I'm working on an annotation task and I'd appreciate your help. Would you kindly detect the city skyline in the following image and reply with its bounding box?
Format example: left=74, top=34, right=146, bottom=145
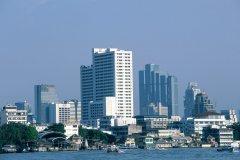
left=0, top=0, right=240, bottom=116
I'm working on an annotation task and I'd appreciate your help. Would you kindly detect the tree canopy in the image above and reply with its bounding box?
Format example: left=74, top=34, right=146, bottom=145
left=0, top=123, right=38, bottom=152
left=228, top=122, right=240, bottom=140
left=78, top=126, right=116, bottom=144
left=44, top=123, right=65, bottom=133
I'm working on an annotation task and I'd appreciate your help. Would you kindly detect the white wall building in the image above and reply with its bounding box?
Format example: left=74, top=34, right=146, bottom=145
left=81, top=48, right=135, bottom=127
left=64, top=100, right=81, bottom=123
left=49, top=103, right=71, bottom=124
left=65, top=124, right=79, bottom=139
left=158, top=129, right=183, bottom=138
left=185, top=112, right=227, bottom=138
left=0, top=104, right=27, bottom=125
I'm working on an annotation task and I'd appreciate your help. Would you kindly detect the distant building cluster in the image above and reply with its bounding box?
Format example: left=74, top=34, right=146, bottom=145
left=0, top=48, right=239, bottom=148
left=139, top=64, right=178, bottom=117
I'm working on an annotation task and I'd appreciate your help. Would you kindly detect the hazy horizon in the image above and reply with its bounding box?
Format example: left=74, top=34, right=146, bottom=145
left=0, top=0, right=240, bottom=116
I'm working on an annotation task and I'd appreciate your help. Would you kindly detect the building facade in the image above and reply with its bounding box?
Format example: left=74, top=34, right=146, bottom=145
left=193, top=92, right=214, bottom=116
left=64, top=100, right=81, bottom=124
left=134, top=115, right=181, bottom=133
left=15, top=100, right=31, bottom=113
left=80, top=48, right=134, bottom=127
left=34, top=84, right=59, bottom=123
left=49, top=103, right=71, bottom=124
left=80, top=66, right=93, bottom=122
left=0, top=105, right=27, bottom=125
left=184, top=82, right=201, bottom=118
left=139, top=64, right=178, bottom=117
left=185, top=112, right=227, bottom=138
left=202, top=125, right=233, bottom=147
left=221, top=109, right=238, bottom=124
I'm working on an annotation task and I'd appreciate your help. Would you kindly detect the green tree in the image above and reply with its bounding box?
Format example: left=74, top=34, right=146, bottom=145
left=45, top=123, right=65, bottom=133
left=0, top=123, right=38, bottom=152
left=78, top=126, right=88, bottom=139
left=78, top=126, right=116, bottom=144
left=228, top=122, right=240, bottom=140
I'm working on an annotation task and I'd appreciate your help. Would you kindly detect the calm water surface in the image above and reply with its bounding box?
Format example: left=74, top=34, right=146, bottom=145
left=0, top=148, right=239, bottom=160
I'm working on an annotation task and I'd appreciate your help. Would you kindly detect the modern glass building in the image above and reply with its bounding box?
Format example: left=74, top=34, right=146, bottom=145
left=184, top=82, right=201, bottom=118
left=34, top=84, right=59, bottom=123
left=80, top=66, right=94, bottom=122
left=167, top=75, right=179, bottom=117
left=139, top=64, right=178, bottom=117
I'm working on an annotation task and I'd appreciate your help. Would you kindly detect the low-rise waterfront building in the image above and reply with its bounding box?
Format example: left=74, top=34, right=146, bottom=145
left=134, top=115, right=181, bottom=133
left=65, top=124, right=79, bottom=139
left=202, top=125, right=233, bottom=147
left=111, top=124, right=142, bottom=137
left=185, top=112, right=227, bottom=138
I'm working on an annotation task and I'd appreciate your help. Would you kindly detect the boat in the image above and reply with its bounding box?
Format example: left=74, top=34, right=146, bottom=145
left=106, top=145, right=120, bottom=153
left=229, top=147, right=239, bottom=153
left=119, top=144, right=138, bottom=149
left=217, top=142, right=240, bottom=152
left=229, top=142, right=239, bottom=153
left=217, top=147, right=230, bottom=152
left=1, top=145, right=17, bottom=153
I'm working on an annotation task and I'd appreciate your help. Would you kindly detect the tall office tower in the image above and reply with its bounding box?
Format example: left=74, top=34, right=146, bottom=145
left=80, top=66, right=94, bottom=123
left=160, top=74, right=168, bottom=107
left=64, top=100, right=81, bottom=123
left=92, top=48, right=133, bottom=118
left=139, top=64, right=178, bottom=117
left=193, top=92, right=215, bottom=116
left=34, top=84, right=59, bottom=123
left=80, top=48, right=134, bottom=127
left=184, top=82, right=201, bottom=118
left=139, top=64, right=160, bottom=115
left=167, top=75, right=179, bottom=117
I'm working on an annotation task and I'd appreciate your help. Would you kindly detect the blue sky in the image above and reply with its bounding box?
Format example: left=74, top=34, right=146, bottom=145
left=0, top=0, right=240, bottom=115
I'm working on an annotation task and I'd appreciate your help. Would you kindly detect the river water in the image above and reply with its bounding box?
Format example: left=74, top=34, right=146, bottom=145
left=0, top=148, right=239, bottom=160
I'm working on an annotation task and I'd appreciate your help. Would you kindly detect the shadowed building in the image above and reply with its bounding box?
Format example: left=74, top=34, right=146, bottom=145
left=184, top=82, right=201, bottom=118
left=193, top=92, right=215, bottom=116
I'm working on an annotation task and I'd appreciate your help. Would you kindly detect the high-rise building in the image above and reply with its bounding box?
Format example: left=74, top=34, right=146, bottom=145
left=80, top=48, right=134, bottom=127
left=193, top=92, right=214, bottom=116
left=80, top=66, right=93, bottom=122
left=34, top=84, right=59, bottom=123
left=184, top=82, right=201, bottom=118
left=139, top=64, right=178, bottom=117
left=167, top=75, right=179, bottom=117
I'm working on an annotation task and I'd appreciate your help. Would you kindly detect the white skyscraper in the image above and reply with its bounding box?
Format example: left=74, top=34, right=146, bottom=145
left=81, top=48, right=134, bottom=127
